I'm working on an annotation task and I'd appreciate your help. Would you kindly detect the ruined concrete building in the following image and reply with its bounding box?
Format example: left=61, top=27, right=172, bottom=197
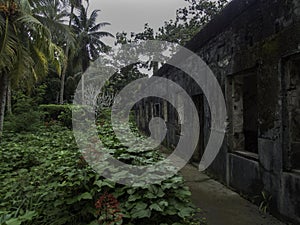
left=135, top=0, right=300, bottom=223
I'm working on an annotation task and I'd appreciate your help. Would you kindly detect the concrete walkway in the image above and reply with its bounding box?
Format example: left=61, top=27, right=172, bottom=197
left=180, top=164, right=286, bottom=225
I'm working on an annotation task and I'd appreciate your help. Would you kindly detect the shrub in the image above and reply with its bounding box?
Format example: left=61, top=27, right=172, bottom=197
left=39, top=104, right=72, bottom=128
left=4, top=93, right=43, bottom=133
left=4, top=111, right=43, bottom=133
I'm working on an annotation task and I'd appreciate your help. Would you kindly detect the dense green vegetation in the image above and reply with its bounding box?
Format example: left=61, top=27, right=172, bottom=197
left=0, top=109, right=203, bottom=225
left=0, top=0, right=113, bottom=137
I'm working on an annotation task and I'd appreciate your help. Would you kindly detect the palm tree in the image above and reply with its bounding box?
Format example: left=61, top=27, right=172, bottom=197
left=59, top=0, right=84, bottom=104
left=0, top=0, right=64, bottom=139
left=72, top=4, right=113, bottom=72
left=30, top=0, right=75, bottom=46
left=71, top=4, right=113, bottom=103
left=4, top=0, right=74, bottom=111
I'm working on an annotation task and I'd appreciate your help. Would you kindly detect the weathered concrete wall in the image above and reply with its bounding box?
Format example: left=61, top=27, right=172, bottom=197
left=135, top=0, right=300, bottom=223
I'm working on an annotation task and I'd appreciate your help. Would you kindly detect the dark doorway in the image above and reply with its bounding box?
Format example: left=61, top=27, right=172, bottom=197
left=243, top=74, right=258, bottom=153
left=229, top=72, right=258, bottom=155
left=191, top=94, right=205, bottom=163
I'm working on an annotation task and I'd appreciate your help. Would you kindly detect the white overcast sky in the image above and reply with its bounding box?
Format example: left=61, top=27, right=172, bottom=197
left=88, top=0, right=189, bottom=46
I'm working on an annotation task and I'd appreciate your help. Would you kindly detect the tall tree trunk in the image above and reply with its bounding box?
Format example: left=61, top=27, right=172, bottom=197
left=6, top=78, right=12, bottom=115
left=0, top=74, right=9, bottom=140
left=152, top=61, right=159, bottom=74
left=59, top=5, right=74, bottom=104
left=59, top=44, right=69, bottom=104
left=81, top=73, right=85, bottom=103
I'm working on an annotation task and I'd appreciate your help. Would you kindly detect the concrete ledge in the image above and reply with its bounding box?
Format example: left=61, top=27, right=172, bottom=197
left=229, top=153, right=261, bottom=195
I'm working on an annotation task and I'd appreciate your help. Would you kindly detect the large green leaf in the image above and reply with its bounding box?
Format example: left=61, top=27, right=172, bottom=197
left=5, top=218, right=22, bottom=225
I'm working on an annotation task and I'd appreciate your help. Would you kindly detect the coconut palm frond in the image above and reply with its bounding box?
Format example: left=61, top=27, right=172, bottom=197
left=0, top=16, right=18, bottom=73
left=89, top=22, right=111, bottom=32
left=72, top=4, right=113, bottom=71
